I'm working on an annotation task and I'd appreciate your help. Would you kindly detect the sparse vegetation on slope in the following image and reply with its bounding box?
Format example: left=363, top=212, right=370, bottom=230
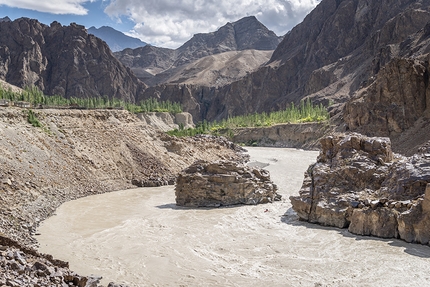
left=168, top=99, right=329, bottom=137
left=0, top=86, right=182, bottom=114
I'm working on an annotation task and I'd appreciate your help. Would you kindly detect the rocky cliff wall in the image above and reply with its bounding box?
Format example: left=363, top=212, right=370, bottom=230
left=290, top=133, right=430, bottom=244
left=139, top=0, right=430, bottom=124
left=0, top=18, right=145, bottom=102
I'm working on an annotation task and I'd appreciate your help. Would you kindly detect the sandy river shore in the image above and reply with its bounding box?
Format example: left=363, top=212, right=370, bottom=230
left=37, top=147, right=430, bottom=287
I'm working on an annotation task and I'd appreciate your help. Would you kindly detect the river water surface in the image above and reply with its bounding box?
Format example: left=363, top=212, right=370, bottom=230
left=37, top=147, right=430, bottom=286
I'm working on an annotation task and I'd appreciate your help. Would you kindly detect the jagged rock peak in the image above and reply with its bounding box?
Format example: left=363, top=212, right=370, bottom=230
left=0, top=16, right=11, bottom=22
left=0, top=17, right=145, bottom=102
left=176, top=15, right=281, bottom=65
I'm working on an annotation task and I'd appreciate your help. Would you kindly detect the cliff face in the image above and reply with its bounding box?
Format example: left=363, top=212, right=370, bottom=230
left=0, top=18, right=145, bottom=102
left=342, top=21, right=430, bottom=154
left=290, top=133, right=430, bottom=244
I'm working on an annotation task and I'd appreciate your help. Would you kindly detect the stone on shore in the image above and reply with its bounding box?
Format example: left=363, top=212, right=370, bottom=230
left=175, top=160, right=281, bottom=207
left=290, top=133, right=430, bottom=244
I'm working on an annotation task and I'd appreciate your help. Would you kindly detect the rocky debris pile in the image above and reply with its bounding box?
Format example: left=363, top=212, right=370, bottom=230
left=290, top=133, right=430, bottom=244
left=0, top=235, right=112, bottom=287
left=175, top=160, right=280, bottom=207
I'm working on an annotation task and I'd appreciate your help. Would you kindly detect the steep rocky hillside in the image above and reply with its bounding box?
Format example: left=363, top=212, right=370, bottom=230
left=0, top=18, right=145, bottom=102
left=114, top=16, right=281, bottom=86
left=0, top=107, right=244, bottom=247
left=139, top=0, right=430, bottom=153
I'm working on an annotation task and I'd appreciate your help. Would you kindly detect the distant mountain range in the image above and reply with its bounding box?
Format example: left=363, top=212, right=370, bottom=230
left=114, top=16, right=282, bottom=86
left=87, top=26, right=146, bottom=52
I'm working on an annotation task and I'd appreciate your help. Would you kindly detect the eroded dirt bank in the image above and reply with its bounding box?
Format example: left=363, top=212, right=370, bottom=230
left=0, top=107, right=246, bottom=287
left=0, top=107, right=245, bottom=245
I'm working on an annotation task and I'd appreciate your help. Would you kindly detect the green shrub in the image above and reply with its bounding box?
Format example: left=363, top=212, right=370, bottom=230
left=0, top=85, right=183, bottom=114
left=27, top=110, right=42, bottom=127
left=167, top=99, right=330, bottom=137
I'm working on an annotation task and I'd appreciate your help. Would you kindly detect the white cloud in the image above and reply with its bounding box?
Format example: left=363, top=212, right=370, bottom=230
left=0, top=0, right=90, bottom=15
left=105, top=0, right=321, bottom=48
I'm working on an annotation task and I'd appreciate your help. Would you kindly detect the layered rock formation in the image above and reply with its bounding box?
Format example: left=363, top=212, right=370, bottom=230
left=114, top=16, right=281, bottom=86
left=175, top=160, right=280, bottom=207
left=290, top=133, right=430, bottom=244
left=0, top=18, right=145, bottom=102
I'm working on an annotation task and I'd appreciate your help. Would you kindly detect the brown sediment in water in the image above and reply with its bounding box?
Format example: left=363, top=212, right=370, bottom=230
left=37, top=147, right=430, bottom=287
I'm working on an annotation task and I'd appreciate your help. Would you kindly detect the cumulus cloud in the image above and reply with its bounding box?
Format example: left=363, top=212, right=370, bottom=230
left=0, top=0, right=91, bottom=15
left=105, top=0, right=321, bottom=48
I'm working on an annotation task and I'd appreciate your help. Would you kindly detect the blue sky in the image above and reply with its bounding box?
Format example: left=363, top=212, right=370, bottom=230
left=0, top=0, right=321, bottom=48
left=1, top=1, right=135, bottom=31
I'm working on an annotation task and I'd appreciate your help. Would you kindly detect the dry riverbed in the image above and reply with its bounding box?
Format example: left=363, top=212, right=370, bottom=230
left=37, top=147, right=430, bottom=287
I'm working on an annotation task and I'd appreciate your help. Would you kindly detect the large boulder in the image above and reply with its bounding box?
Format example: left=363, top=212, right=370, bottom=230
left=290, top=133, right=430, bottom=244
left=175, top=160, right=280, bottom=207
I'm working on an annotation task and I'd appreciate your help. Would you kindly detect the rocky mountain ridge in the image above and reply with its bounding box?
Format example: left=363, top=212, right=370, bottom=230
left=2, top=1, right=430, bottom=153
left=0, top=18, right=145, bottom=102
left=114, top=16, right=281, bottom=86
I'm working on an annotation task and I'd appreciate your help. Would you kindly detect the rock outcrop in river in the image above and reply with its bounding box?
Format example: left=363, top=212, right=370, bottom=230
left=175, top=160, right=280, bottom=207
left=290, top=133, right=430, bottom=244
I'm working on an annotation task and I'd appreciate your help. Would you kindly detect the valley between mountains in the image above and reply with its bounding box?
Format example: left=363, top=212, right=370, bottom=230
left=1, top=0, right=430, bottom=286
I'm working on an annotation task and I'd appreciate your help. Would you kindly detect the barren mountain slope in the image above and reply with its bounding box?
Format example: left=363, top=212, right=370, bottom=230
left=159, top=50, right=273, bottom=87
left=141, top=0, right=430, bottom=115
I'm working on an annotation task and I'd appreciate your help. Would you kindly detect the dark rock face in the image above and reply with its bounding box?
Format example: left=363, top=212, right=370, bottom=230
left=87, top=26, right=146, bottom=52
left=175, top=160, right=280, bottom=207
left=290, top=133, right=430, bottom=244
left=342, top=23, right=430, bottom=153
left=0, top=18, right=145, bottom=102
left=114, top=16, right=281, bottom=86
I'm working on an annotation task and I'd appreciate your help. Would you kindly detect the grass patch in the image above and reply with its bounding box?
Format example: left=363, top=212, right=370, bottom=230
left=27, top=109, right=42, bottom=127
